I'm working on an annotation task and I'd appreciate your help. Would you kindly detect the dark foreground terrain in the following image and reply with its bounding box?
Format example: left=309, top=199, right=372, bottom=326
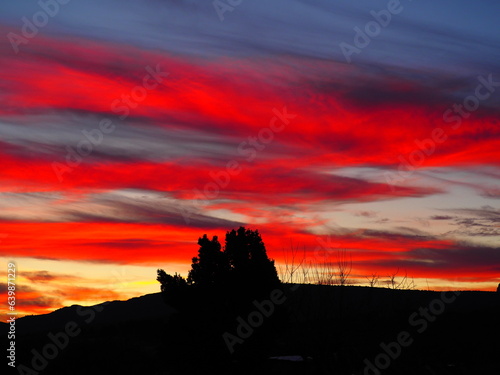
left=3, top=285, right=499, bottom=374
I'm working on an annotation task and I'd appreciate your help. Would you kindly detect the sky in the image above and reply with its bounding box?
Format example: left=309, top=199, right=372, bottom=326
left=0, top=0, right=499, bottom=321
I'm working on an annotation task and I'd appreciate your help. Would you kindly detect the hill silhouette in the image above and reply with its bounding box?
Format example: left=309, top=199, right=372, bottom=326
left=3, top=286, right=499, bottom=374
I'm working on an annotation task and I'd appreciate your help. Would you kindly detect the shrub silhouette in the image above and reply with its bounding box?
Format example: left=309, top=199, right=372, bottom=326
left=156, top=226, right=283, bottom=366
left=158, top=226, right=281, bottom=298
left=156, top=270, right=188, bottom=308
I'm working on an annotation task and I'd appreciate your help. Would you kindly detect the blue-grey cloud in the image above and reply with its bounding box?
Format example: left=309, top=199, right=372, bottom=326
left=2, top=0, right=499, bottom=73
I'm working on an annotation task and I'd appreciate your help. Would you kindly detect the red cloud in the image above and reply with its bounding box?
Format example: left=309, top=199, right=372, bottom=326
left=1, top=29, right=498, bottom=297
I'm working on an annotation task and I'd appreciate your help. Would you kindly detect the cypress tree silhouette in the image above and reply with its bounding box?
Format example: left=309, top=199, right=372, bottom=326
left=157, top=226, right=283, bottom=368
left=224, top=226, right=280, bottom=300
left=182, top=227, right=281, bottom=299
left=187, top=234, right=229, bottom=288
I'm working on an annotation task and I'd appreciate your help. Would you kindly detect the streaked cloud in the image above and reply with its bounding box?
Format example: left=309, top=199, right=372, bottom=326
left=1, top=0, right=499, bottom=318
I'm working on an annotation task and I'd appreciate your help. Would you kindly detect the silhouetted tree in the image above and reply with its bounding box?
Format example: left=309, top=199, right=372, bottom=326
left=187, top=234, right=229, bottom=288
left=366, top=272, right=380, bottom=287
left=157, top=227, right=283, bottom=366
left=157, top=266, right=230, bottom=369
left=182, top=227, right=280, bottom=300
left=156, top=270, right=188, bottom=308
left=224, top=226, right=280, bottom=298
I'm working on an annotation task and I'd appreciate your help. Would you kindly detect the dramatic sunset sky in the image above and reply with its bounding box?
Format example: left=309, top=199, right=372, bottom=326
left=1, top=0, right=499, bottom=321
